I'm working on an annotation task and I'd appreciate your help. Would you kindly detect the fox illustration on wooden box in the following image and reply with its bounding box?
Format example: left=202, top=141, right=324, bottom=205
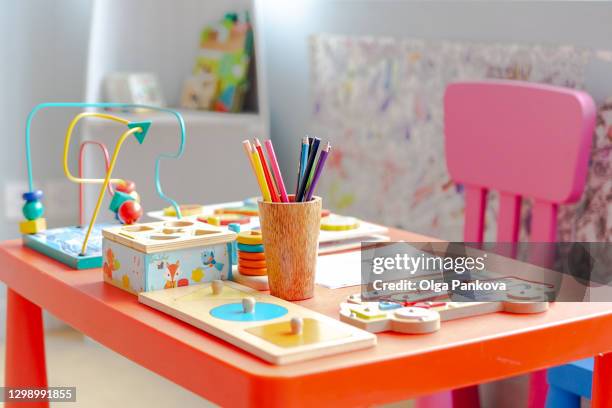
left=102, top=220, right=236, bottom=294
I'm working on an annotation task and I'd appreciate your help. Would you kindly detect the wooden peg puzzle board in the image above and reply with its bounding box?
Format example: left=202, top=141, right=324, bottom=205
left=138, top=281, right=376, bottom=365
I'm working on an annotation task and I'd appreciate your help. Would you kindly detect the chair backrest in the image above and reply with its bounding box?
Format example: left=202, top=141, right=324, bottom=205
left=444, top=80, right=596, bottom=243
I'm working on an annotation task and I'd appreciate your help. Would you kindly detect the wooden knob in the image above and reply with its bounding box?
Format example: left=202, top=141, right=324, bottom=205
left=290, top=317, right=303, bottom=335
left=211, top=280, right=223, bottom=295
left=242, top=297, right=255, bottom=314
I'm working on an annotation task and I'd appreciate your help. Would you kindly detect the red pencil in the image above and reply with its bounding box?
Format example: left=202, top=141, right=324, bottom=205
left=254, top=138, right=280, bottom=202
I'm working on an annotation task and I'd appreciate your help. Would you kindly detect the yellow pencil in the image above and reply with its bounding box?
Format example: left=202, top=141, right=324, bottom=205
left=242, top=140, right=271, bottom=201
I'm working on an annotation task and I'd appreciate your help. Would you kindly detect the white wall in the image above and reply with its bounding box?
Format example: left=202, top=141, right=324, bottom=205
left=0, top=0, right=94, bottom=338
left=257, top=0, right=612, bottom=184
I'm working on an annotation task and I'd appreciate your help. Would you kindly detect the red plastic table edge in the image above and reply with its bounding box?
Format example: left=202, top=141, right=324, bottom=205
left=2, top=230, right=612, bottom=408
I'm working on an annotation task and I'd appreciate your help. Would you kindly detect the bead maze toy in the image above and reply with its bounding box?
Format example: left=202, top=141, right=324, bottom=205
left=138, top=280, right=376, bottom=365
left=20, top=103, right=186, bottom=269
left=339, top=275, right=553, bottom=334
left=102, top=220, right=236, bottom=294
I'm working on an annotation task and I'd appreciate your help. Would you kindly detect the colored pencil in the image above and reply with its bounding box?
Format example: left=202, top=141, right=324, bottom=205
left=296, top=137, right=320, bottom=201
left=254, top=138, right=280, bottom=202
left=249, top=143, right=272, bottom=202
left=304, top=142, right=330, bottom=201
left=264, top=139, right=289, bottom=202
left=242, top=140, right=270, bottom=201
left=295, top=137, right=309, bottom=197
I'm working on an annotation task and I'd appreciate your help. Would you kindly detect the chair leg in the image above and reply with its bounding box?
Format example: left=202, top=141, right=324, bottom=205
left=452, top=385, right=480, bottom=408
left=545, top=384, right=581, bottom=408
left=414, top=391, right=453, bottom=408
left=527, top=370, right=548, bottom=408
left=5, top=288, right=48, bottom=408
left=592, top=353, right=612, bottom=408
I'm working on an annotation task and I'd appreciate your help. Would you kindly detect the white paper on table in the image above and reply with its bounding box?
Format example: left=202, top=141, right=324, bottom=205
left=315, top=251, right=364, bottom=289
left=315, top=242, right=441, bottom=289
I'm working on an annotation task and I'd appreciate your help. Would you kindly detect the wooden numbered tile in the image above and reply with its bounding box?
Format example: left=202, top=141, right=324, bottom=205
left=139, top=281, right=376, bottom=364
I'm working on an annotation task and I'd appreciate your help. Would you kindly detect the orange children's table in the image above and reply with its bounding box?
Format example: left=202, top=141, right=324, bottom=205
left=2, top=229, right=612, bottom=408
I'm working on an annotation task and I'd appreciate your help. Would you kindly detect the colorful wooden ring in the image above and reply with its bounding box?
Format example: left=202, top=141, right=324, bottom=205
left=239, top=258, right=267, bottom=269
left=238, top=251, right=266, bottom=261
left=238, top=265, right=267, bottom=276
left=321, top=215, right=360, bottom=231
left=237, top=230, right=263, bottom=245
left=237, top=242, right=264, bottom=253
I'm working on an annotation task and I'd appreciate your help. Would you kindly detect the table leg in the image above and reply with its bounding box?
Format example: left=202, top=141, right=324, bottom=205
left=527, top=370, right=548, bottom=408
left=592, top=353, right=612, bottom=408
left=5, top=289, right=48, bottom=408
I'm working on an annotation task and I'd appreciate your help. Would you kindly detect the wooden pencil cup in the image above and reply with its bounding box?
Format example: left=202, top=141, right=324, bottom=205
left=258, top=195, right=321, bottom=301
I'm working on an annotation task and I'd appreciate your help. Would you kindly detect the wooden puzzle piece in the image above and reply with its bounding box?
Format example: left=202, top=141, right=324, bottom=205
left=246, top=318, right=352, bottom=348
left=139, top=281, right=376, bottom=364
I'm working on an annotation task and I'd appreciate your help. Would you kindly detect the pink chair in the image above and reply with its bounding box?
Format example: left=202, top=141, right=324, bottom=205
left=417, top=80, right=596, bottom=408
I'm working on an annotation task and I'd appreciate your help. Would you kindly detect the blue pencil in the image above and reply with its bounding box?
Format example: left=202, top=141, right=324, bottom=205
left=296, top=137, right=320, bottom=201
left=295, top=137, right=309, bottom=197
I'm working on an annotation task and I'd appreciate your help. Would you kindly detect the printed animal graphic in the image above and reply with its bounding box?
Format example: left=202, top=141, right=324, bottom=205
left=164, top=260, right=181, bottom=289
left=103, top=248, right=119, bottom=279
left=202, top=249, right=224, bottom=272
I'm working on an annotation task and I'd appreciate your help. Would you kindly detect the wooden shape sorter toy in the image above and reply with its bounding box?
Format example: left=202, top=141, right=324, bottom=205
left=139, top=280, right=376, bottom=365
left=102, top=220, right=236, bottom=294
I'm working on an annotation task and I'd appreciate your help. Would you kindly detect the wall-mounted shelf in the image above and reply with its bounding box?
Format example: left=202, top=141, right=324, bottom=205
left=81, top=0, right=269, bottom=218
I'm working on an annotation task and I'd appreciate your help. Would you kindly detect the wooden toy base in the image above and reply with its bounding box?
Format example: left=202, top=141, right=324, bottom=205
left=139, top=281, right=376, bottom=364
left=22, top=224, right=112, bottom=269
left=232, top=267, right=269, bottom=290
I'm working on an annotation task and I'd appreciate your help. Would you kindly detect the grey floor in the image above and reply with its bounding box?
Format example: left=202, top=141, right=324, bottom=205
left=3, top=324, right=580, bottom=408
left=0, top=326, right=215, bottom=408
left=0, top=325, right=414, bottom=407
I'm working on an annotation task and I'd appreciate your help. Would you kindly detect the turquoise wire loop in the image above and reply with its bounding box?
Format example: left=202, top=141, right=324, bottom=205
left=25, top=103, right=184, bottom=219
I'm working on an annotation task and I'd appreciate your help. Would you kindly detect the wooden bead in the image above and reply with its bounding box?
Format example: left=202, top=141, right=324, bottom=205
left=22, top=190, right=43, bottom=202
left=115, top=179, right=135, bottom=194
left=118, top=200, right=143, bottom=225
left=22, top=200, right=44, bottom=220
